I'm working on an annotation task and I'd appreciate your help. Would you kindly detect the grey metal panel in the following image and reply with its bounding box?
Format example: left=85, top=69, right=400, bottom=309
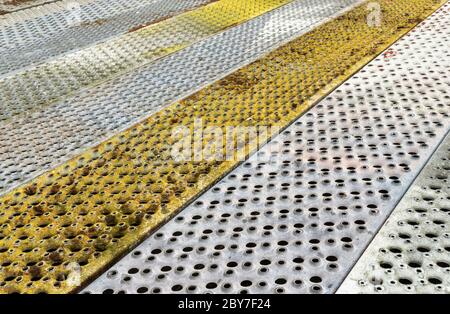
left=338, top=131, right=450, bottom=294
left=82, top=3, right=450, bottom=294
left=0, top=0, right=60, bottom=14
left=0, top=0, right=362, bottom=195
left=0, top=0, right=96, bottom=25
left=0, top=0, right=222, bottom=122
left=0, top=0, right=213, bottom=75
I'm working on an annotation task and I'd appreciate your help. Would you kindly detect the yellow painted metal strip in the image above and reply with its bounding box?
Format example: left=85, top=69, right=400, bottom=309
left=1, top=0, right=293, bottom=122
left=0, top=0, right=446, bottom=294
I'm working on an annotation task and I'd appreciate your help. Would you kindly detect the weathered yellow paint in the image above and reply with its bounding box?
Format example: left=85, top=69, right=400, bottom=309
left=1, top=0, right=293, bottom=122
left=137, top=0, right=293, bottom=38
left=0, top=0, right=445, bottom=294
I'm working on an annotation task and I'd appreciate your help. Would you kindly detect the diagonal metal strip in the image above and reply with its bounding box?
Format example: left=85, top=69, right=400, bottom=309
left=0, top=0, right=363, bottom=196
left=0, top=0, right=97, bottom=24
left=0, top=0, right=217, bottom=75
left=82, top=3, right=450, bottom=294
left=0, top=0, right=294, bottom=123
left=337, top=132, right=450, bottom=294
left=0, top=0, right=61, bottom=15
left=0, top=0, right=447, bottom=294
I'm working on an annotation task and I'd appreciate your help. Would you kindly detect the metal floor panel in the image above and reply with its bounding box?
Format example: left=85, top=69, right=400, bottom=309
left=0, top=0, right=60, bottom=14
left=0, top=0, right=361, bottom=196
left=0, top=0, right=215, bottom=75
left=0, top=0, right=293, bottom=123
left=337, top=131, right=450, bottom=294
left=0, top=1, right=99, bottom=25
left=82, top=3, right=450, bottom=294
left=0, top=0, right=445, bottom=294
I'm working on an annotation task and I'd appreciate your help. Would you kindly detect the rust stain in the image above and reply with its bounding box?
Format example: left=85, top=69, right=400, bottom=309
left=383, top=49, right=397, bottom=59
left=4, top=0, right=36, bottom=6
left=216, top=71, right=259, bottom=91
left=128, top=16, right=171, bottom=33
left=408, top=17, right=424, bottom=23
left=78, top=18, right=109, bottom=27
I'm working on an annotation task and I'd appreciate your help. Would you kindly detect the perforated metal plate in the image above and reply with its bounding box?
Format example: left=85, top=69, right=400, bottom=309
left=82, top=3, right=450, bottom=294
left=0, top=0, right=445, bottom=294
left=0, top=0, right=99, bottom=25
left=0, top=0, right=362, bottom=196
left=338, top=131, right=450, bottom=294
left=0, top=0, right=60, bottom=14
left=0, top=0, right=215, bottom=75
left=0, top=0, right=294, bottom=123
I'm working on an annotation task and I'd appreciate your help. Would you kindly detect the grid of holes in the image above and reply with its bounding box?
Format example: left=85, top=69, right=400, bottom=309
left=0, top=0, right=360, bottom=195
left=0, top=0, right=135, bottom=26
left=82, top=4, right=450, bottom=294
left=338, top=132, right=450, bottom=294
left=0, top=0, right=292, bottom=123
left=0, top=0, right=445, bottom=294
left=0, top=0, right=213, bottom=75
left=0, top=0, right=59, bottom=14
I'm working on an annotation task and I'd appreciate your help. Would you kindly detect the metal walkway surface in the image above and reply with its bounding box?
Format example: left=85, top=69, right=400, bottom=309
left=82, top=2, right=450, bottom=294
left=0, top=0, right=60, bottom=15
left=338, top=131, right=450, bottom=294
left=0, top=0, right=216, bottom=75
left=0, top=0, right=448, bottom=295
left=0, top=0, right=293, bottom=124
left=0, top=0, right=362, bottom=196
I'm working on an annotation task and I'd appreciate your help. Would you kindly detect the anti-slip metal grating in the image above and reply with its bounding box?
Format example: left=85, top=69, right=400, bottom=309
left=0, top=1, right=80, bottom=26
left=83, top=3, right=450, bottom=294
left=337, top=132, right=450, bottom=294
left=0, top=0, right=293, bottom=123
left=0, top=0, right=447, bottom=294
left=0, top=0, right=362, bottom=196
left=0, top=0, right=215, bottom=75
left=0, top=0, right=60, bottom=14
left=0, top=0, right=122, bottom=25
